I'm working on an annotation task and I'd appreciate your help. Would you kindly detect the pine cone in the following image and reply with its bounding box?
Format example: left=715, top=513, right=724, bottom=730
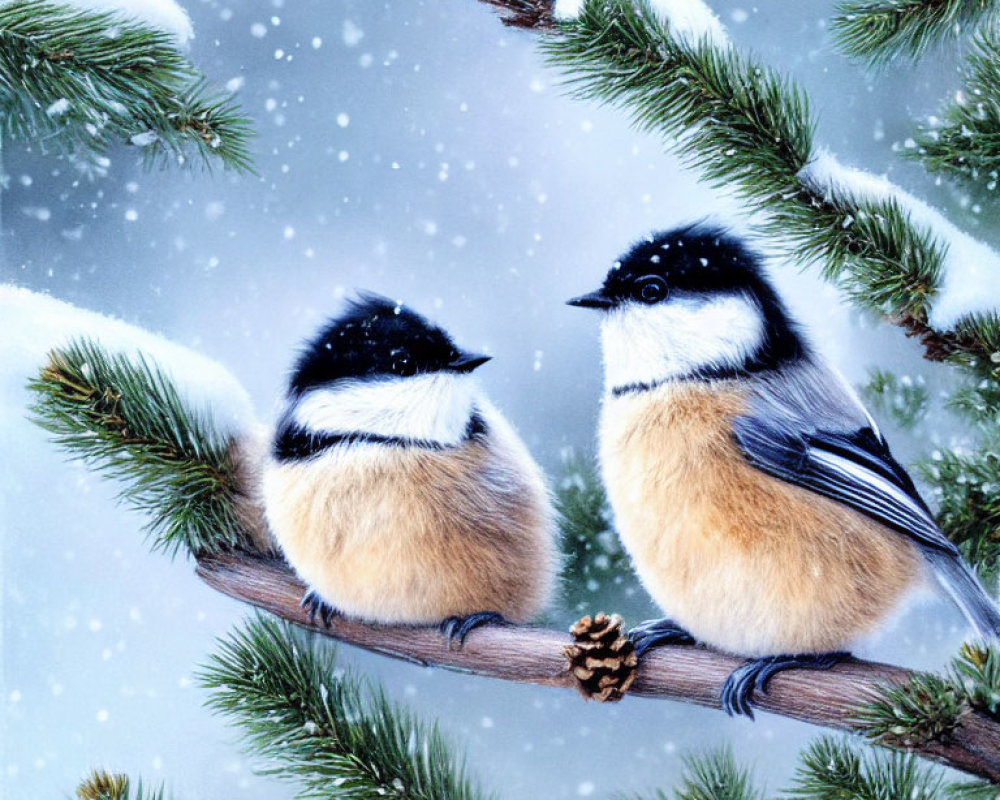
left=564, top=613, right=638, bottom=702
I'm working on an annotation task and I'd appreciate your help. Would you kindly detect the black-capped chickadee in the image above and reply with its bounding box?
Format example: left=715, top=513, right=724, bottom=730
left=263, top=294, right=559, bottom=642
left=568, top=223, right=1000, bottom=717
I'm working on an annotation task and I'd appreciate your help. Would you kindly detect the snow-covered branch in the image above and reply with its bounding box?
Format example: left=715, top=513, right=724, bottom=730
left=478, top=0, right=1000, bottom=371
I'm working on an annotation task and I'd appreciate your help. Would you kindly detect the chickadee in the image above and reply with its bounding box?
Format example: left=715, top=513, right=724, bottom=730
left=262, top=294, right=559, bottom=643
left=568, top=223, right=1000, bottom=717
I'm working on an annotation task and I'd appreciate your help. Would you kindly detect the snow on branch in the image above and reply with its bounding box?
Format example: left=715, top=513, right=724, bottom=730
left=20, top=294, right=1000, bottom=785
left=481, top=0, right=1000, bottom=368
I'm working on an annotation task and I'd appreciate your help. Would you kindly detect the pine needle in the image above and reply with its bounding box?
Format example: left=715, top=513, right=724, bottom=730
left=831, top=0, right=999, bottom=66
left=0, top=0, right=254, bottom=172
left=76, top=771, right=165, bottom=800
left=27, top=337, right=253, bottom=557
left=198, top=615, right=492, bottom=800
left=787, top=737, right=945, bottom=800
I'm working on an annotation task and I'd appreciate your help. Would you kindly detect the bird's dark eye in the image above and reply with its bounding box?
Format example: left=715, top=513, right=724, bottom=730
left=636, top=275, right=668, bottom=304
left=390, top=349, right=415, bottom=376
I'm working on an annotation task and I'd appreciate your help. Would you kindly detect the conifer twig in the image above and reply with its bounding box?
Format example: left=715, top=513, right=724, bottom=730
left=830, top=0, right=1000, bottom=66
left=194, top=549, right=1000, bottom=784
left=475, top=0, right=1000, bottom=379
left=911, top=26, right=1000, bottom=189
left=199, top=615, right=490, bottom=800
left=0, top=0, right=254, bottom=171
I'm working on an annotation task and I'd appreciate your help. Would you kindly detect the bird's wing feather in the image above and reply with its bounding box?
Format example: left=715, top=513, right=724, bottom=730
left=732, top=403, right=958, bottom=557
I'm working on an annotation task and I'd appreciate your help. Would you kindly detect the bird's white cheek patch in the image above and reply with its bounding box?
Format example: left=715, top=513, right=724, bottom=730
left=600, top=294, right=765, bottom=391
left=292, top=373, right=478, bottom=445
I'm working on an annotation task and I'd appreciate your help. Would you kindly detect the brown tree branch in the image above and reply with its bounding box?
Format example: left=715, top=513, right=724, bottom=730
left=195, top=549, right=1000, bottom=784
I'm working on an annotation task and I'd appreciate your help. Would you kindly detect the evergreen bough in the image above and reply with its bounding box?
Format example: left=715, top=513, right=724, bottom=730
left=912, top=27, right=1000, bottom=189
left=0, top=0, right=253, bottom=172
left=26, top=338, right=253, bottom=557
left=545, top=0, right=1000, bottom=378
left=198, top=614, right=490, bottom=800
left=831, top=0, right=1000, bottom=65
left=76, top=771, right=164, bottom=800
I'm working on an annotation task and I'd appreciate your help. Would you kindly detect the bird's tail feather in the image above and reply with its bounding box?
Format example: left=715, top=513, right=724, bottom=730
left=926, top=549, right=1000, bottom=640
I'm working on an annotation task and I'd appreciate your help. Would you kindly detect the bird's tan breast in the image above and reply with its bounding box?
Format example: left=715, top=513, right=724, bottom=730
left=599, top=382, right=922, bottom=656
left=263, top=434, right=557, bottom=625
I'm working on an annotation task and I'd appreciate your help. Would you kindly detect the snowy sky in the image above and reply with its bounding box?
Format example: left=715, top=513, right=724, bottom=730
left=1, top=1, right=987, bottom=798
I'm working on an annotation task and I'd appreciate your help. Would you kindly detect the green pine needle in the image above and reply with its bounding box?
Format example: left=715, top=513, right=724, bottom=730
left=919, top=449, right=1000, bottom=585
left=853, top=671, right=967, bottom=747
left=616, top=747, right=764, bottom=800
left=953, top=641, right=1000, bottom=718
left=948, top=780, right=1000, bottom=799
left=831, top=0, right=999, bottom=66
left=198, top=615, right=491, bottom=800
left=863, top=369, right=930, bottom=429
left=546, top=0, right=961, bottom=356
left=675, top=748, right=765, bottom=800
left=911, top=27, right=1000, bottom=189
left=27, top=338, right=253, bottom=557
left=787, top=737, right=945, bottom=799
left=76, top=771, right=165, bottom=800
left=0, top=0, right=254, bottom=172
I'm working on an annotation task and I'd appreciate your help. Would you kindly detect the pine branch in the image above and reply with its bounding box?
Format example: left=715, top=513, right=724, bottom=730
left=953, top=642, right=1000, bottom=718
left=76, top=771, right=165, bottom=800
left=911, top=27, right=1000, bottom=188
left=920, top=450, right=1000, bottom=585
left=195, top=549, right=1000, bottom=784
left=863, top=369, right=930, bottom=429
left=26, top=338, right=257, bottom=557
left=199, top=614, right=490, bottom=800
left=617, top=747, right=764, bottom=800
left=788, top=736, right=945, bottom=800
left=556, top=449, right=642, bottom=613
left=0, top=0, right=253, bottom=172
left=674, top=748, right=765, bottom=800
left=477, top=0, right=1000, bottom=378
left=830, top=0, right=999, bottom=66
left=853, top=671, right=968, bottom=747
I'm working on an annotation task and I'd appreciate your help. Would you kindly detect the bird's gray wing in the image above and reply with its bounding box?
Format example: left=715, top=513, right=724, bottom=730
left=732, top=361, right=1000, bottom=639
left=731, top=414, right=958, bottom=556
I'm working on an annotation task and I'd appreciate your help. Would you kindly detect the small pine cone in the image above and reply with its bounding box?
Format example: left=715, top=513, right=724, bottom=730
left=564, top=613, right=638, bottom=702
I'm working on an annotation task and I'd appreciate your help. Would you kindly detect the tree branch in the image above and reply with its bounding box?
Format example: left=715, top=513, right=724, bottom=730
left=195, top=550, right=1000, bottom=784
left=474, top=0, right=1000, bottom=378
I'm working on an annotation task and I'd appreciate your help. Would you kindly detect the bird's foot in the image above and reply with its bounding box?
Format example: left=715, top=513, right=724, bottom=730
left=439, top=611, right=508, bottom=647
left=300, top=589, right=339, bottom=628
left=720, top=651, right=850, bottom=719
left=627, top=618, right=696, bottom=657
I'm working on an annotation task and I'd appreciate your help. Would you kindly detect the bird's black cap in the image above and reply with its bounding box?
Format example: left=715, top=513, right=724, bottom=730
left=288, top=293, right=491, bottom=395
left=568, top=222, right=809, bottom=371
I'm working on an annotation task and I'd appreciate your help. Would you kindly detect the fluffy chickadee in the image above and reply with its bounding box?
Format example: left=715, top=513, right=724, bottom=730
left=568, top=223, right=1000, bottom=717
left=262, top=294, right=559, bottom=643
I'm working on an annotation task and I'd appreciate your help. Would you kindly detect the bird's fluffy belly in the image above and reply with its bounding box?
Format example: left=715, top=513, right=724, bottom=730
left=600, top=383, right=921, bottom=656
left=263, top=440, right=555, bottom=625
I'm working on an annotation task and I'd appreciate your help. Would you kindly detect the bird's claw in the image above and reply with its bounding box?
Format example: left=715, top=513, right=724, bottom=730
left=300, top=590, right=339, bottom=628
left=439, top=611, right=507, bottom=647
left=720, top=651, right=850, bottom=719
left=627, top=617, right=696, bottom=657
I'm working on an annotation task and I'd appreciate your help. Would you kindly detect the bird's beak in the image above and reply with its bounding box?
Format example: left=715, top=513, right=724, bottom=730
left=566, top=289, right=614, bottom=310
left=449, top=349, right=492, bottom=373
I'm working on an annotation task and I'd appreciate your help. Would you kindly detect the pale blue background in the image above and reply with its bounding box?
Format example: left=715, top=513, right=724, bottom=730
left=1, top=0, right=984, bottom=797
